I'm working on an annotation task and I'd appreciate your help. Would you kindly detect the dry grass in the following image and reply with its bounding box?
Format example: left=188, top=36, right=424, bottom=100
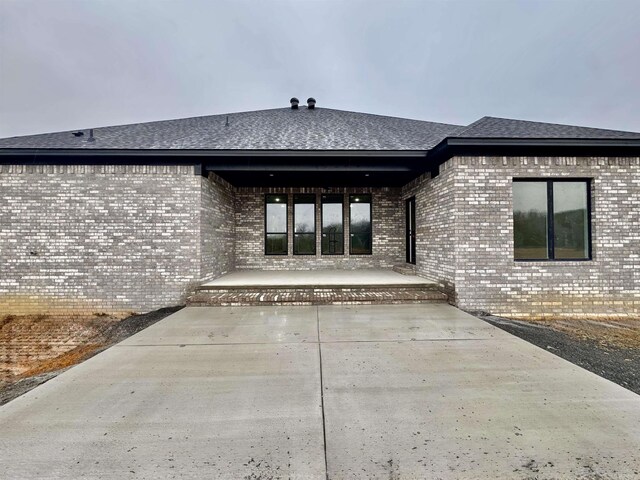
left=18, top=344, right=105, bottom=378
left=0, top=313, right=120, bottom=384
left=524, top=317, right=640, bottom=350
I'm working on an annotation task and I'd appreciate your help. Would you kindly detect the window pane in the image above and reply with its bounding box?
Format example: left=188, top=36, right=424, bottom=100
left=350, top=233, right=371, bottom=254
left=350, top=195, right=371, bottom=254
left=294, top=234, right=315, bottom=255
left=266, top=234, right=287, bottom=255
left=294, top=195, right=315, bottom=255
left=267, top=201, right=287, bottom=233
left=553, top=182, right=589, bottom=259
left=321, top=196, right=344, bottom=255
left=294, top=203, right=315, bottom=233
left=513, top=182, right=548, bottom=259
left=265, top=195, right=287, bottom=255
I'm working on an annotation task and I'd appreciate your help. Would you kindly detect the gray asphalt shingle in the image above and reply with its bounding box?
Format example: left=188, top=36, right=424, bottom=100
left=0, top=108, right=463, bottom=151
left=1, top=109, right=638, bottom=151
left=454, top=116, right=640, bottom=140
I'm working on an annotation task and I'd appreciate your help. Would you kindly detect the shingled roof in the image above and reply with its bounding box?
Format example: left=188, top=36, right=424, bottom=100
left=454, top=116, right=640, bottom=140
left=1, top=109, right=638, bottom=152
left=0, top=108, right=463, bottom=151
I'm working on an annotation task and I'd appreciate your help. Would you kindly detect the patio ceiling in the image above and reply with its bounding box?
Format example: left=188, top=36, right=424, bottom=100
left=206, top=152, right=428, bottom=187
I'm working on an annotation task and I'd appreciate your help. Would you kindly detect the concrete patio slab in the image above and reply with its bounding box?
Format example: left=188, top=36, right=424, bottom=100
left=0, top=342, right=325, bottom=480
left=202, top=268, right=432, bottom=287
left=321, top=337, right=640, bottom=479
left=120, top=305, right=319, bottom=345
left=319, top=304, right=512, bottom=342
left=2, top=304, right=640, bottom=479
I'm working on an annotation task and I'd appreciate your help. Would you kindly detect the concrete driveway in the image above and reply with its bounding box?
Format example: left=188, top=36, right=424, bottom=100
left=1, top=304, right=639, bottom=479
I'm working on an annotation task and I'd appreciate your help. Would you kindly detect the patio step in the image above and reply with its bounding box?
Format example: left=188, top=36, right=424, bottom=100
left=392, top=264, right=416, bottom=275
left=187, top=285, right=448, bottom=307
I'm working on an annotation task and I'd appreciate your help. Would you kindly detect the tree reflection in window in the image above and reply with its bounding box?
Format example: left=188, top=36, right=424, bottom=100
left=321, top=194, right=344, bottom=255
left=294, top=194, right=316, bottom=255
left=265, top=194, right=287, bottom=255
left=349, top=194, right=372, bottom=255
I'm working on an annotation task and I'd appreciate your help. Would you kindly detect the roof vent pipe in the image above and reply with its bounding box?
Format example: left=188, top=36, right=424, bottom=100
left=290, top=97, right=299, bottom=109
left=307, top=98, right=316, bottom=109
left=87, top=128, right=95, bottom=142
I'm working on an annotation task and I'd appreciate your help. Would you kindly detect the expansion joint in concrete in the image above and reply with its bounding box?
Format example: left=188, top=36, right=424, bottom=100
left=317, top=306, right=330, bottom=480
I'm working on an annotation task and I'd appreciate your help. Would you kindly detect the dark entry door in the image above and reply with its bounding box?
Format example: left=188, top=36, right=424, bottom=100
left=405, top=197, right=416, bottom=264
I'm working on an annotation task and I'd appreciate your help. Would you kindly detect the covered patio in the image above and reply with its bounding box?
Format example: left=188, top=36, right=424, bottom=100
left=201, top=268, right=430, bottom=288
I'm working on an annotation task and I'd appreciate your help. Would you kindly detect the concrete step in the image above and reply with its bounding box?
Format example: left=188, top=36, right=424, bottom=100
left=187, top=285, right=448, bottom=307
left=392, top=264, right=416, bottom=275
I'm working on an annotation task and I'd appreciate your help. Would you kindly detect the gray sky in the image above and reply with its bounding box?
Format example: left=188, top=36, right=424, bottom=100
left=1, top=0, right=639, bottom=139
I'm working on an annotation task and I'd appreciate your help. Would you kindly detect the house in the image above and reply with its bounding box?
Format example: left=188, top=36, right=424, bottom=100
left=0, top=98, right=638, bottom=318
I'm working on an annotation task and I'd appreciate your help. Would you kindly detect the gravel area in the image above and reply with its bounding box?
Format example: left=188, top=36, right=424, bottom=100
left=0, top=306, right=181, bottom=406
left=472, top=312, right=640, bottom=395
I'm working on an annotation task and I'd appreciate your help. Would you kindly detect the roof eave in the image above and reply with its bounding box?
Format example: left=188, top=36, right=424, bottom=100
left=425, top=136, right=640, bottom=177
left=447, top=137, right=640, bottom=147
left=0, top=148, right=429, bottom=158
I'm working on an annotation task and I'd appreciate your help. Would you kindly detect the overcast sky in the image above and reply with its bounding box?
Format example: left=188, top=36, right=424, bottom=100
left=1, top=0, right=639, bottom=139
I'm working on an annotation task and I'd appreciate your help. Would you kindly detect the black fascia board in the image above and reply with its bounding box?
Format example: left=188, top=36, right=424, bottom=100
left=0, top=149, right=431, bottom=177
left=0, top=149, right=428, bottom=175
left=0, top=148, right=427, bottom=159
left=447, top=137, right=640, bottom=148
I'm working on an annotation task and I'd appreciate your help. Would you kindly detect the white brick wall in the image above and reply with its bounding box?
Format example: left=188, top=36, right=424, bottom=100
left=404, top=156, right=640, bottom=318
left=2, top=157, right=637, bottom=318
left=0, top=166, right=233, bottom=314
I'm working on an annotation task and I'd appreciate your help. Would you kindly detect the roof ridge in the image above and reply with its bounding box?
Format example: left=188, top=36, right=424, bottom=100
left=317, top=107, right=464, bottom=128
left=451, top=116, right=491, bottom=137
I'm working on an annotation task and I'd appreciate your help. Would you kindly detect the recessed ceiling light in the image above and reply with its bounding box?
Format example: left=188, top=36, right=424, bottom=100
left=269, top=173, right=274, bottom=177
left=364, top=173, right=370, bottom=177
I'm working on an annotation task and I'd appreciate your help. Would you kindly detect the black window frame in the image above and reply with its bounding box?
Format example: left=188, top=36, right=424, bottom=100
left=320, top=194, right=345, bottom=255
left=349, top=193, right=373, bottom=255
left=513, top=178, right=592, bottom=262
left=293, top=194, right=317, bottom=255
left=264, top=194, right=288, bottom=255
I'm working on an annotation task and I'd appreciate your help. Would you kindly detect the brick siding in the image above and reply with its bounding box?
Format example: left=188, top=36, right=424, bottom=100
left=0, top=165, right=232, bottom=314
left=200, top=173, right=235, bottom=280
left=1, top=157, right=638, bottom=317
left=404, top=156, right=640, bottom=318
left=402, top=162, right=456, bottom=299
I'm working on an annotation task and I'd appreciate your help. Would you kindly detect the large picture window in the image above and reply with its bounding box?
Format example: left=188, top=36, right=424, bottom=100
left=294, top=194, right=316, bottom=255
left=349, top=194, right=372, bottom=255
left=513, top=179, right=591, bottom=261
left=321, top=194, right=344, bottom=255
left=265, top=194, right=288, bottom=255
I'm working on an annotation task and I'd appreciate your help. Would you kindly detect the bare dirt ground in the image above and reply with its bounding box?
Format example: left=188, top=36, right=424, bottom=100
left=0, top=306, right=181, bottom=405
left=472, top=312, right=640, bottom=395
